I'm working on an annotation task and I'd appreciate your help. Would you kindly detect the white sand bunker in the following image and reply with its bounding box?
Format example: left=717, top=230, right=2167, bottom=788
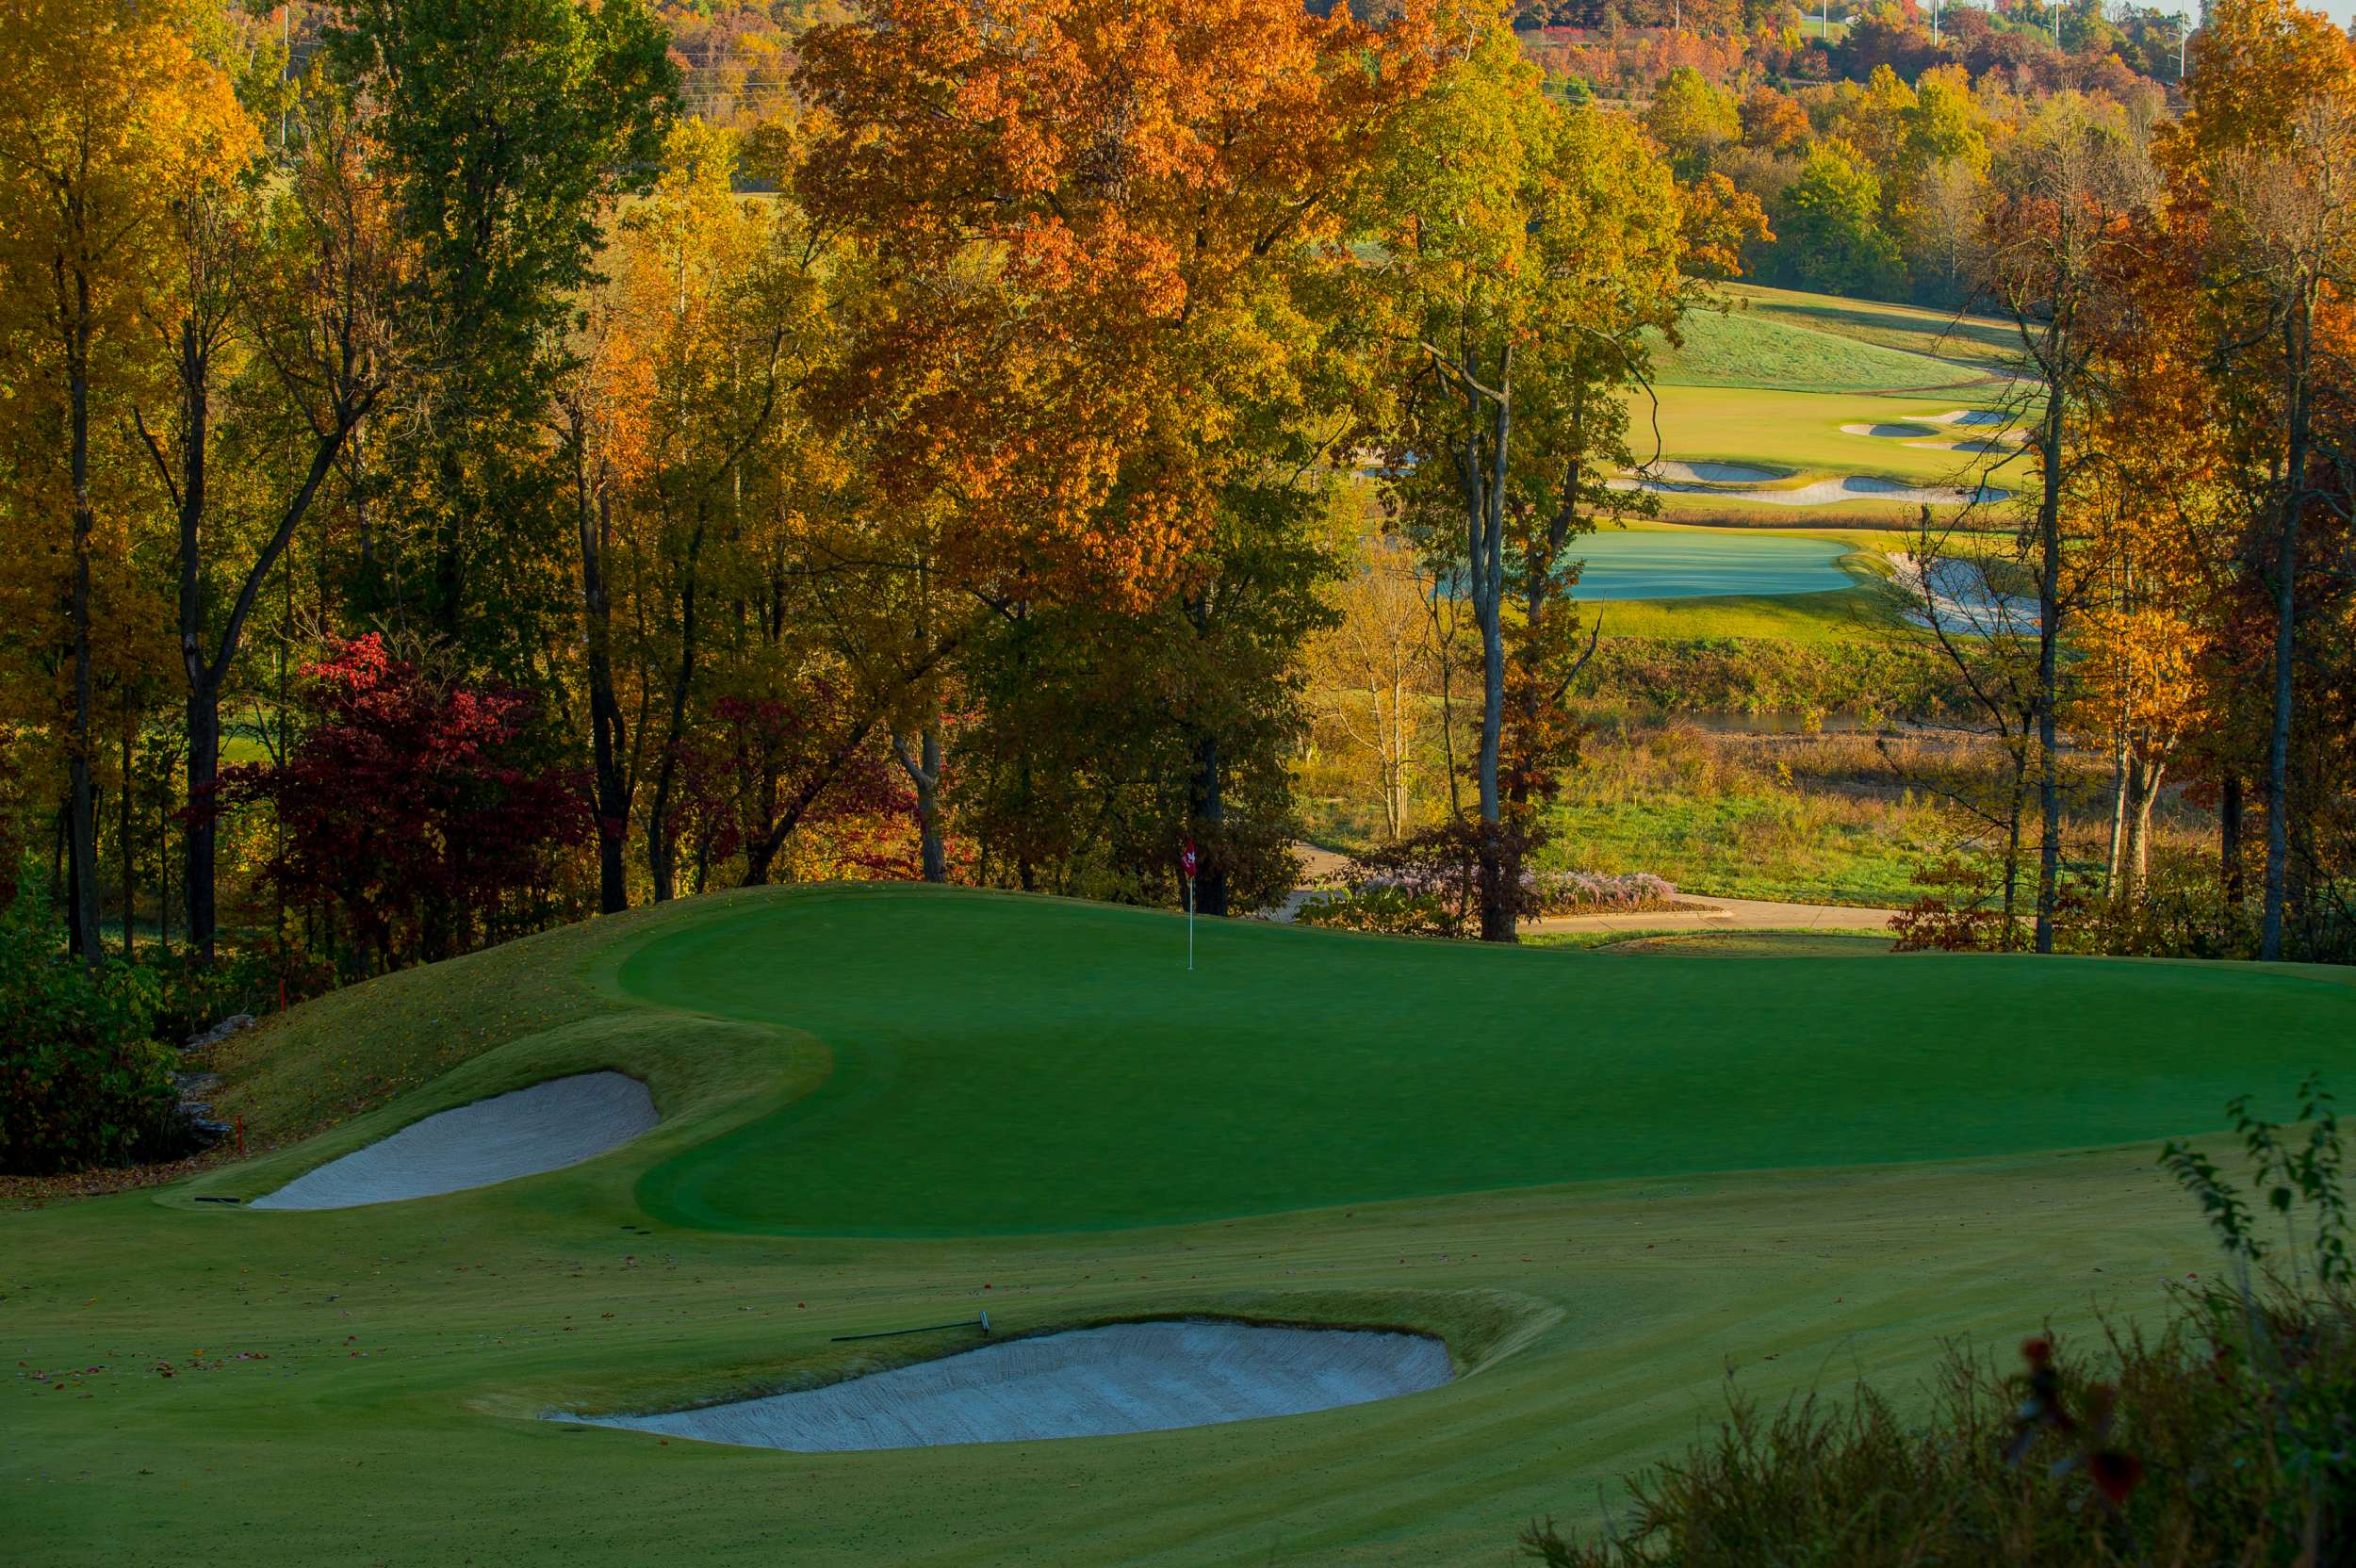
left=1646, top=459, right=1788, bottom=484
left=249, top=1072, right=658, bottom=1210
left=1840, top=422, right=1937, bottom=438
left=1890, top=550, right=2040, bottom=633
left=1906, top=409, right=2009, bottom=428
left=1613, top=473, right=2005, bottom=507
left=573, top=1320, right=1451, bottom=1452
left=1907, top=435, right=2020, bottom=453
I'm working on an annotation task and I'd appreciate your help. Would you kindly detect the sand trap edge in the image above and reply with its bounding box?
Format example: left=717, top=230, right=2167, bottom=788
left=555, top=1317, right=1453, bottom=1453
left=249, top=1070, right=660, bottom=1211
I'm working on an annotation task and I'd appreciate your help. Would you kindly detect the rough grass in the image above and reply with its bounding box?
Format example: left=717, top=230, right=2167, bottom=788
left=9, top=888, right=2356, bottom=1567
left=1537, top=722, right=2213, bottom=908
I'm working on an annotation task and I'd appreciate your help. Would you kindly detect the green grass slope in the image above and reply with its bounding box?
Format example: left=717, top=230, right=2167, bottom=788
left=8, top=886, right=2354, bottom=1568
left=1724, top=284, right=2021, bottom=369
left=1651, top=305, right=1994, bottom=394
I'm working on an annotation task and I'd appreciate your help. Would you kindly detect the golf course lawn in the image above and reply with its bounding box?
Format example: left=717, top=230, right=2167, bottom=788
left=9, top=886, right=2355, bottom=1566
left=1565, top=526, right=1855, bottom=601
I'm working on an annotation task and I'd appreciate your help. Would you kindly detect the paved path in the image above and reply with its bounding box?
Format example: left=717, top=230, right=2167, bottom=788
left=1523, top=893, right=1905, bottom=937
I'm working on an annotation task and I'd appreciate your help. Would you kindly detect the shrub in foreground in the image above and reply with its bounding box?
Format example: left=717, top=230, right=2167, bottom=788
left=1527, top=1081, right=2354, bottom=1566
left=0, top=898, right=183, bottom=1174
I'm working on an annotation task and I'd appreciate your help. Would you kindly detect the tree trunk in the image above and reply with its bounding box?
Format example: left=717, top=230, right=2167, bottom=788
left=2221, top=774, right=2244, bottom=903
left=2261, top=298, right=2311, bottom=962
left=2002, top=742, right=2028, bottom=950
left=66, top=316, right=101, bottom=971
left=579, top=465, right=630, bottom=914
left=185, top=680, right=221, bottom=960
left=2120, top=725, right=2139, bottom=885
left=2124, top=755, right=2159, bottom=895
left=1454, top=345, right=1513, bottom=946
left=120, top=725, right=136, bottom=962
left=2033, top=395, right=2065, bottom=956
left=645, top=521, right=707, bottom=904
left=1188, top=730, right=1228, bottom=919
left=892, top=721, right=948, bottom=884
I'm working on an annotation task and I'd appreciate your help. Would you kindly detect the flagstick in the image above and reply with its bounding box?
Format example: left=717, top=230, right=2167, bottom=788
left=1186, top=877, right=1195, bottom=972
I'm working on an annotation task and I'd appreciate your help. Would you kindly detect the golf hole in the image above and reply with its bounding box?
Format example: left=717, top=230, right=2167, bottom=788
left=248, top=1071, right=660, bottom=1210
left=564, top=1319, right=1452, bottom=1452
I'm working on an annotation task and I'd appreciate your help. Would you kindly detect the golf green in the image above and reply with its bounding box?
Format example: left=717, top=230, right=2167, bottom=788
left=1569, top=528, right=1853, bottom=600
left=625, top=888, right=2356, bottom=1236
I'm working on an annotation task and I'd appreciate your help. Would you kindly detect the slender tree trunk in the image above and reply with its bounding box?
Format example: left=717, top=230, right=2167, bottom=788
left=2124, top=755, right=2159, bottom=894
left=1188, top=730, right=1228, bottom=918
left=2002, top=740, right=2028, bottom=950
left=2033, top=396, right=2065, bottom=955
left=1454, top=344, right=1513, bottom=945
left=120, top=725, right=135, bottom=962
left=66, top=312, right=101, bottom=972
left=2221, top=774, right=2245, bottom=903
left=579, top=463, right=629, bottom=914
left=185, top=680, right=221, bottom=960
left=645, top=520, right=707, bottom=904
left=2261, top=300, right=2311, bottom=961
left=2120, top=725, right=2139, bottom=885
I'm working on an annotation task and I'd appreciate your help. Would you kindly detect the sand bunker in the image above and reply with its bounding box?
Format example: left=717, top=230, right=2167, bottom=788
left=1890, top=550, right=2040, bottom=634
left=572, top=1319, right=1451, bottom=1452
left=250, top=1072, right=658, bottom=1210
left=1645, top=459, right=1788, bottom=484
left=1907, top=436, right=2019, bottom=453
left=1839, top=422, right=1937, bottom=438
left=1612, top=473, right=2005, bottom=508
left=1906, top=409, right=2009, bottom=428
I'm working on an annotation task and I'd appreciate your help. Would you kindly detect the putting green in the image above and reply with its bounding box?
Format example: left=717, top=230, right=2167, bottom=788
left=624, top=888, right=2355, bottom=1236
left=1567, top=528, right=1853, bottom=600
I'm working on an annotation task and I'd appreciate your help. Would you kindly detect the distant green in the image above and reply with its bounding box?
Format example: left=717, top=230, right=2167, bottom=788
left=1572, top=528, right=1853, bottom=600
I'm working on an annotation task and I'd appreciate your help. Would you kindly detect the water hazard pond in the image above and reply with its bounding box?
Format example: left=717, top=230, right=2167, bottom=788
left=1570, top=529, right=1854, bottom=601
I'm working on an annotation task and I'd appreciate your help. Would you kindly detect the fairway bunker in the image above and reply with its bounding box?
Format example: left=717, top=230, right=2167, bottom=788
left=1646, top=459, right=1789, bottom=484
left=248, top=1071, right=659, bottom=1210
left=1611, top=472, right=2007, bottom=508
left=570, top=1319, right=1451, bottom=1452
left=1839, top=421, right=1938, bottom=438
left=1906, top=409, right=2008, bottom=427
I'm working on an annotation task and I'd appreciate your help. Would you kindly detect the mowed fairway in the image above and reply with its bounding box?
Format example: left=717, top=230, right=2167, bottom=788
left=8, top=886, right=2356, bottom=1568
left=628, top=889, right=2354, bottom=1235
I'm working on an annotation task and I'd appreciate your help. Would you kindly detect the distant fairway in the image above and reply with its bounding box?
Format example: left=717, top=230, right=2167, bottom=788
left=624, top=889, right=2355, bottom=1235
left=1651, top=304, right=1993, bottom=394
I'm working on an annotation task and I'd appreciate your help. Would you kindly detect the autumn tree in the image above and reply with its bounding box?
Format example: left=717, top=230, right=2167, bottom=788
left=0, top=0, right=251, bottom=968
left=1359, top=3, right=1728, bottom=940
left=796, top=0, right=1428, bottom=911
left=1981, top=90, right=2151, bottom=953
left=2167, top=0, right=2356, bottom=958
left=324, top=0, right=676, bottom=668
left=134, top=90, right=406, bottom=960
